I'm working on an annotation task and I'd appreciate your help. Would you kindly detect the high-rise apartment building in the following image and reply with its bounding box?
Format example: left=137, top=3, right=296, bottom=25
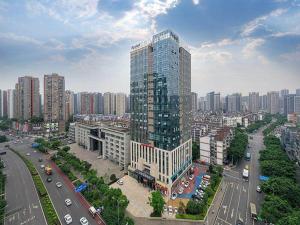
left=249, top=92, right=260, bottom=113
left=284, top=94, right=295, bottom=116
left=65, top=90, right=74, bottom=121
left=0, top=90, right=2, bottom=118
left=225, top=93, right=242, bottom=113
left=103, top=92, right=116, bottom=115
left=296, top=89, right=300, bottom=96
left=214, top=93, right=221, bottom=112
left=267, top=91, right=280, bottom=114
left=295, top=95, right=300, bottom=115
left=115, top=93, right=126, bottom=116
left=206, top=92, right=215, bottom=111
left=129, top=30, right=192, bottom=195
left=198, top=97, right=207, bottom=111
left=191, top=92, right=198, bottom=112
left=260, top=95, right=268, bottom=110
left=7, top=89, right=14, bottom=119
left=44, top=74, right=65, bottom=132
left=280, top=89, right=289, bottom=97
left=1, top=90, right=8, bottom=118
left=15, top=76, right=40, bottom=120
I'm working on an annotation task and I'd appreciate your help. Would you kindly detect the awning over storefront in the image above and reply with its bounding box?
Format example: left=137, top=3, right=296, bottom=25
left=134, top=169, right=155, bottom=182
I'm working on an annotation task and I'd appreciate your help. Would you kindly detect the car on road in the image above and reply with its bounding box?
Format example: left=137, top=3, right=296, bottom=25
left=236, top=219, right=244, bottom=225
left=26, top=153, right=30, bottom=156
left=46, top=177, right=52, bottom=182
left=56, top=182, right=62, bottom=188
left=97, top=155, right=102, bottom=159
left=80, top=217, right=89, bottom=225
left=65, top=198, right=72, bottom=206
left=64, top=214, right=72, bottom=224
left=117, top=179, right=123, bottom=185
left=256, top=185, right=262, bottom=193
left=38, top=158, right=43, bottom=162
left=171, top=192, right=177, bottom=200
left=40, top=164, right=45, bottom=169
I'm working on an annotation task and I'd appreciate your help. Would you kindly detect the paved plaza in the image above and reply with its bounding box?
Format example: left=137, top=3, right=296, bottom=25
left=68, top=143, right=124, bottom=183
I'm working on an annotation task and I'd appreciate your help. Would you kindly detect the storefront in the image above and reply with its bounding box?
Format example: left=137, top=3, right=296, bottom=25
left=133, top=169, right=155, bottom=189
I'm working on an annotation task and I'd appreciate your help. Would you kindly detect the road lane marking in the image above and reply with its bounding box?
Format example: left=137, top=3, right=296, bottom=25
left=225, top=183, right=235, bottom=221
left=222, top=205, right=227, bottom=215
left=231, top=208, right=234, bottom=218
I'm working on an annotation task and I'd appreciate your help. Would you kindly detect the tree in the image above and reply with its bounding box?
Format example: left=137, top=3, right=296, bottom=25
left=178, top=201, right=185, bottom=214
left=260, top=160, right=295, bottom=179
left=62, top=146, right=70, bottom=152
left=149, top=191, right=165, bottom=217
left=227, top=128, right=248, bottom=163
left=186, top=200, right=204, bottom=215
left=60, top=163, right=71, bottom=174
left=260, top=195, right=292, bottom=224
left=0, top=135, right=8, bottom=143
left=192, top=142, right=200, bottom=161
left=277, top=210, right=300, bottom=225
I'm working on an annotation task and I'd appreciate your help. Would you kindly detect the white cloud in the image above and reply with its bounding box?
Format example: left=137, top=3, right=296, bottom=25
left=190, top=46, right=233, bottom=64
left=242, top=38, right=265, bottom=58
left=241, top=8, right=288, bottom=37
left=0, top=32, right=42, bottom=45
left=280, top=51, right=300, bottom=62
left=192, top=0, right=200, bottom=5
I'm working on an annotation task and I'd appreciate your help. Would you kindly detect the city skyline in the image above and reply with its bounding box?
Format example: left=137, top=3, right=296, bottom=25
left=0, top=0, right=299, bottom=95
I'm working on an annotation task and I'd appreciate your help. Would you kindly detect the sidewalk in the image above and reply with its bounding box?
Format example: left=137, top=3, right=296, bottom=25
left=204, top=179, right=226, bottom=225
left=49, top=160, right=106, bottom=225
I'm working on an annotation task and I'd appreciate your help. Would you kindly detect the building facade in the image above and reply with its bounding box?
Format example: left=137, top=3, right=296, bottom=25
left=44, top=74, right=65, bottom=132
left=225, top=93, right=242, bottom=113
left=249, top=92, right=259, bottom=113
left=15, top=76, right=41, bottom=120
left=129, top=30, right=192, bottom=195
left=191, top=92, right=198, bottom=113
left=267, top=91, right=280, bottom=114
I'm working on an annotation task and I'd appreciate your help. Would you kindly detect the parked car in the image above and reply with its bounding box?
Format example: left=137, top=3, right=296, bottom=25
left=64, top=214, right=72, bottom=224
left=38, top=158, right=43, bottom=162
left=256, top=185, right=262, bottom=193
left=65, top=198, right=72, bottom=206
left=46, top=177, right=52, bottom=182
left=26, top=153, right=30, bottom=156
left=117, top=179, right=123, bottom=185
left=184, top=181, right=189, bottom=188
left=189, top=174, right=194, bottom=180
left=178, top=187, right=184, bottom=194
left=171, top=192, right=177, bottom=200
left=56, top=182, right=62, bottom=188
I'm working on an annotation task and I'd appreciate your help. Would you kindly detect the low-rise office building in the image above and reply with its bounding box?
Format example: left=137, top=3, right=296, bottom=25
left=74, top=121, right=130, bottom=168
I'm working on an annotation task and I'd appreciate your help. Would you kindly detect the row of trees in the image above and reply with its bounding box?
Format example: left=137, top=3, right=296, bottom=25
left=0, top=161, right=6, bottom=225
left=227, top=128, right=248, bottom=164
left=35, top=138, right=62, bottom=152
left=53, top=146, right=134, bottom=225
left=246, top=114, right=272, bottom=133
left=262, top=114, right=286, bottom=136
left=259, top=125, right=300, bottom=224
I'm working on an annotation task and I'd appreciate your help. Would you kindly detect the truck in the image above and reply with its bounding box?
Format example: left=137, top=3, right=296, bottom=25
left=45, top=165, right=52, bottom=175
left=250, top=202, right=257, bottom=220
left=242, top=169, right=249, bottom=180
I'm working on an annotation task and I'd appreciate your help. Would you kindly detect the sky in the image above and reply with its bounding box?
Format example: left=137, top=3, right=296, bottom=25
left=0, top=0, right=299, bottom=96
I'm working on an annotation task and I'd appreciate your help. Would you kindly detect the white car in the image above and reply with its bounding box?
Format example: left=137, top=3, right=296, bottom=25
left=26, top=153, right=30, bottom=156
left=80, top=217, right=89, bottom=225
left=184, top=181, right=189, bottom=188
left=117, top=179, right=123, bottom=185
left=40, top=164, right=45, bottom=169
left=56, top=182, right=62, bottom=188
left=171, top=192, right=177, bottom=200
left=189, top=174, right=194, bottom=180
left=168, top=206, right=173, bottom=214
left=178, top=187, right=184, bottom=194
left=65, top=199, right=72, bottom=206
left=64, top=214, right=72, bottom=224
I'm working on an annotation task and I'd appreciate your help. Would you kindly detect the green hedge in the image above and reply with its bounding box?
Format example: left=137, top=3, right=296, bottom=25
left=176, top=214, right=202, bottom=220
left=9, top=148, right=61, bottom=225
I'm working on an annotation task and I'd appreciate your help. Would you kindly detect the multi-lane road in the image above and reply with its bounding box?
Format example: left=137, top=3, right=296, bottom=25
left=1, top=143, right=47, bottom=225
left=11, top=139, right=103, bottom=225
left=213, top=129, right=265, bottom=225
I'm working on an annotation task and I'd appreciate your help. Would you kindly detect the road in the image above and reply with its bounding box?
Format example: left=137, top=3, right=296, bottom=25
left=10, top=139, right=103, bottom=225
left=0, top=144, right=47, bottom=225
left=213, top=128, right=265, bottom=225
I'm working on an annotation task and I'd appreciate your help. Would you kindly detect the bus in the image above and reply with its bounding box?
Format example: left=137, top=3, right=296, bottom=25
left=250, top=202, right=257, bottom=220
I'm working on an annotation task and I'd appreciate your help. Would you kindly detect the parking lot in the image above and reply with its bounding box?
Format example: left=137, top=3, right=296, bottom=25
left=69, top=143, right=124, bottom=183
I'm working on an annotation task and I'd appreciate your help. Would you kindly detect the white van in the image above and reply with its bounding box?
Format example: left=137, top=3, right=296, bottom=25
left=89, top=206, right=97, bottom=218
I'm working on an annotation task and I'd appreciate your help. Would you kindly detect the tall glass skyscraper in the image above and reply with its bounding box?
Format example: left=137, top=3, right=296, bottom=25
left=129, top=30, right=192, bottom=195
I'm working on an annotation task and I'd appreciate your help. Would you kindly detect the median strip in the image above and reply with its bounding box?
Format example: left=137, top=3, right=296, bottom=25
left=8, top=147, right=61, bottom=225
